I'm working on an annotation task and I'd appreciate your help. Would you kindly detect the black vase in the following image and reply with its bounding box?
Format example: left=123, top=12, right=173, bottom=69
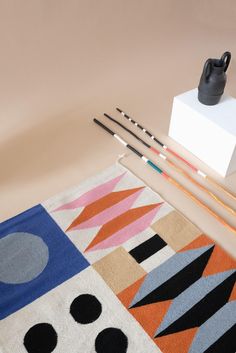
left=198, top=51, right=231, bottom=105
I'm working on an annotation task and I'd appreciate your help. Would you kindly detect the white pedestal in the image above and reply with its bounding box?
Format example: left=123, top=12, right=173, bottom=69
left=169, top=88, right=236, bottom=177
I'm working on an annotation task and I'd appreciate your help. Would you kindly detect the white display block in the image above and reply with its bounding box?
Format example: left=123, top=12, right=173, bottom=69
left=169, top=88, right=236, bottom=177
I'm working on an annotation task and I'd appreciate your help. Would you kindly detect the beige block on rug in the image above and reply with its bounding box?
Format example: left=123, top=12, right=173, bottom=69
left=93, top=246, right=146, bottom=294
left=151, top=210, right=201, bottom=251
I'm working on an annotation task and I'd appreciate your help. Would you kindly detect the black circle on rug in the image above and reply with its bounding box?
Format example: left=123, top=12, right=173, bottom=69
left=95, top=327, right=128, bottom=353
left=24, top=323, right=57, bottom=353
left=70, top=294, right=102, bottom=324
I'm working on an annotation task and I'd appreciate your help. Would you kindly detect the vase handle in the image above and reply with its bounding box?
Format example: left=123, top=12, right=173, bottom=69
left=221, top=51, right=231, bottom=72
left=202, top=59, right=212, bottom=81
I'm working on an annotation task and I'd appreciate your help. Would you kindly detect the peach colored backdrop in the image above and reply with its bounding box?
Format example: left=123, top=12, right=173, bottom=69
left=0, top=0, right=236, bottom=257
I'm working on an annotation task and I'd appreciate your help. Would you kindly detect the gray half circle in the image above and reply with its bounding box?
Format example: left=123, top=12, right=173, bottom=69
left=0, top=232, right=49, bottom=284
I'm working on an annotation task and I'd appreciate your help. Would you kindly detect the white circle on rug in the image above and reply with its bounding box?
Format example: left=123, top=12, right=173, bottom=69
left=0, top=232, right=49, bottom=284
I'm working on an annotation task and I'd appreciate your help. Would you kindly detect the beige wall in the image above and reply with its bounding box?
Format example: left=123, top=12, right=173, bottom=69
left=1, top=0, right=236, bottom=138
left=0, top=0, right=236, bottom=256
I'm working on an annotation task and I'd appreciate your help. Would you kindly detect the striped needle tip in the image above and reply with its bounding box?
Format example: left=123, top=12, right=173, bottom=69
left=116, top=107, right=236, bottom=202
left=93, top=118, right=236, bottom=235
left=103, top=113, right=236, bottom=217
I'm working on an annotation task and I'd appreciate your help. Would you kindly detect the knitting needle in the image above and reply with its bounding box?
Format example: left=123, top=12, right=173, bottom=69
left=116, top=108, right=236, bottom=202
left=104, top=113, right=236, bottom=217
left=93, top=118, right=236, bottom=235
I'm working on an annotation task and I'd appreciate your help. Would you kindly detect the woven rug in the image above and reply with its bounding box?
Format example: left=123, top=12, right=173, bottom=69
left=0, top=164, right=235, bottom=353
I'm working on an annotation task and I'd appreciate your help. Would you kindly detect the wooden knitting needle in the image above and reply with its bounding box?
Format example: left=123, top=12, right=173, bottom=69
left=104, top=113, right=236, bottom=217
left=116, top=108, right=236, bottom=202
left=94, top=118, right=236, bottom=235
